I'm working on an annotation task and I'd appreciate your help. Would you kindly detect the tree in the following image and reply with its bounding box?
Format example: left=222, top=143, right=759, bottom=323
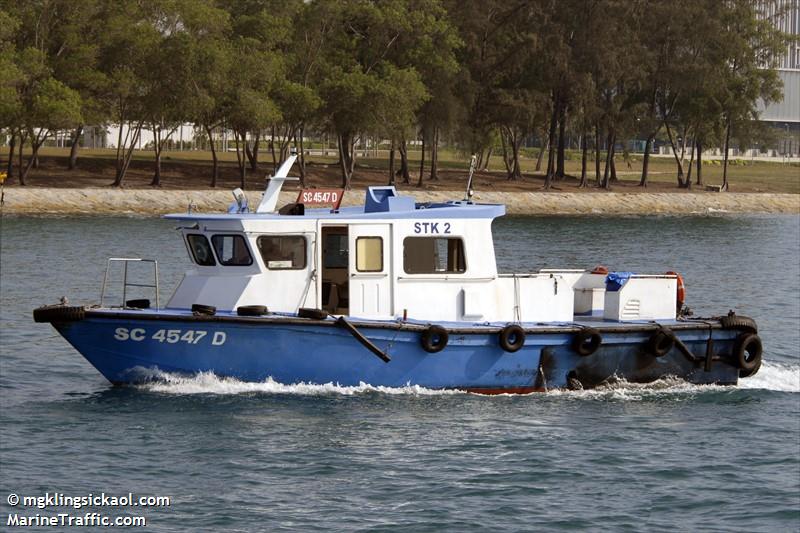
left=713, top=0, right=788, bottom=191
left=493, top=89, right=548, bottom=181
left=467, top=3, right=550, bottom=181
left=191, top=38, right=234, bottom=187
left=220, top=0, right=297, bottom=186
left=141, top=0, right=229, bottom=186
left=371, top=68, right=426, bottom=185
left=319, top=0, right=446, bottom=189
left=2, top=0, right=96, bottom=182
left=271, top=81, right=320, bottom=176
left=633, top=0, right=684, bottom=187
left=321, top=67, right=407, bottom=189
left=647, top=0, right=718, bottom=188
left=144, top=32, right=197, bottom=187
left=93, top=1, right=161, bottom=187
left=0, top=10, right=22, bottom=178
left=46, top=0, right=107, bottom=171
left=0, top=0, right=793, bottom=194
left=400, top=0, right=460, bottom=182
left=223, top=46, right=283, bottom=189
left=285, top=1, right=335, bottom=184
left=448, top=1, right=538, bottom=180
left=14, top=49, right=82, bottom=184
left=583, top=1, right=644, bottom=190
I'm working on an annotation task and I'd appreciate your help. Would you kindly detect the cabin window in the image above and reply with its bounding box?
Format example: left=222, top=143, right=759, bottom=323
left=323, top=234, right=348, bottom=269
left=211, top=234, right=253, bottom=266
left=356, top=237, right=383, bottom=272
left=187, top=234, right=216, bottom=266
left=257, top=236, right=307, bottom=270
left=403, top=237, right=466, bottom=274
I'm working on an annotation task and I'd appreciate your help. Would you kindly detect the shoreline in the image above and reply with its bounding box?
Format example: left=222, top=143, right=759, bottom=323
left=1, top=187, right=798, bottom=215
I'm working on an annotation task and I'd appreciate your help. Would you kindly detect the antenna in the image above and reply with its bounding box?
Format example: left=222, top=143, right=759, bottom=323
left=463, top=154, right=477, bottom=202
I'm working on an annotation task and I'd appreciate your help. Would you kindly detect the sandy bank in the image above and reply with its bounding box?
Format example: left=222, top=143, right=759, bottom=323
left=1, top=187, right=798, bottom=215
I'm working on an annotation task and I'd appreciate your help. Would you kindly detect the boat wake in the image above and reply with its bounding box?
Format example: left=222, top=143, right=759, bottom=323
left=737, top=361, right=799, bottom=392
left=133, top=361, right=799, bottom=398
left=137, top=370, right=465, bottom=397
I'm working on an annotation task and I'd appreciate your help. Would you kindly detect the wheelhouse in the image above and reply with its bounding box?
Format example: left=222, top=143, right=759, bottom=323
left=165, top=185, right=678, bottom=324
left=166, top=187, right=506, bottom=320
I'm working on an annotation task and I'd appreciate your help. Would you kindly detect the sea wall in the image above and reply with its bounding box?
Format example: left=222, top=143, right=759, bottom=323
left=1, top=187, right=798, bottom=215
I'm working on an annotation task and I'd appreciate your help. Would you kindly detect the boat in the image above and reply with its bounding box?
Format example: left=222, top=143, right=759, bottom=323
left=33, top=156, right=763, bottom=393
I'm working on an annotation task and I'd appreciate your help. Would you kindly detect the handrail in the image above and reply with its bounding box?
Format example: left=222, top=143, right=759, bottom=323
left=100, top=258, right=160, bottom=310
left=498, top=273, right=567, bottom=278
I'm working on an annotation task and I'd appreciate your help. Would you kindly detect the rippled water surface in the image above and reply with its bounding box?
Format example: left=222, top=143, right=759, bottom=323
left=1, top=214, right=799, bottom=532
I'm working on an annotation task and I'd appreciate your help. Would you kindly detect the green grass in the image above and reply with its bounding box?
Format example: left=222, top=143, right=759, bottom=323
left=24, top=146, right=800, bottom=193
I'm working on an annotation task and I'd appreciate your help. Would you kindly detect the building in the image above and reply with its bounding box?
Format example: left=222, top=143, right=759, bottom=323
left=757, top=0, right=800, bottom=157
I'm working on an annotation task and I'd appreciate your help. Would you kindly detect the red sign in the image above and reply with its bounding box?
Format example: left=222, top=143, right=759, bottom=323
left=296, top=188, right=345, bottom=210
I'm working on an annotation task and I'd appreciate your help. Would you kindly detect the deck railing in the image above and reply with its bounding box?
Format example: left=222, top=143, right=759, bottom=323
left=100, top=258, right=160, bottom=310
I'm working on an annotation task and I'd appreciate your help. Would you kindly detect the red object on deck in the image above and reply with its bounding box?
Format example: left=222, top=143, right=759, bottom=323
left=666, top=270, right=686, bottom=308
left=296, top=188, right=345, bottom=210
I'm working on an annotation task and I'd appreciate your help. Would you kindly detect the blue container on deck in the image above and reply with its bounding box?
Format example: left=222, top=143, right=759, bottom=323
left=605, top=272, right=635, bottom=292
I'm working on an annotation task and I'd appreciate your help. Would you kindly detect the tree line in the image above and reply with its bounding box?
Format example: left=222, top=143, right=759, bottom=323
left=0, top=0, right=794, bottom=190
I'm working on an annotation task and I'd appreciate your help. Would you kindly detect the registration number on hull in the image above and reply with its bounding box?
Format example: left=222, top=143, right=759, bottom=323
left=113, top=327, right=226, bottom=346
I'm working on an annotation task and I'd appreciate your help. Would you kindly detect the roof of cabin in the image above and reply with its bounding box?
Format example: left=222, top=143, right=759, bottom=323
left=164, top=186, right=506, bottom=221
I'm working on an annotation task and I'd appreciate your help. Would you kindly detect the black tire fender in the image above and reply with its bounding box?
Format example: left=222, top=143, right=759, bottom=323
left=298, top=308, right=328, bottom=320
left=421, top=325, right=449, bottom=354
left=191, top=304, right=216, bottom=316
left=573, top=328, right=602, bottom=356
left=647, top=327, right=675, bottom=357
left=734, top=333, right=762, bottom=375
left=720, top=314, right=758, bottom=334
left=125, top=299, right=150, bottom=309
left=33, top=305, right=85, bottom=323
left=237, top=305, right=269, bottom=316
left=499, top=324, right=525, bottom=352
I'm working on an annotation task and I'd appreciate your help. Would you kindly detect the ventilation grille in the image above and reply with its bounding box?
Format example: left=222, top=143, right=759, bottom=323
left=621, top=299, right=641, bottom=320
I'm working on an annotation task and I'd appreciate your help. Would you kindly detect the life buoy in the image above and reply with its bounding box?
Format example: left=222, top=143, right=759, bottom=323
left=572, top=328, right=602, bottom=356
left=734, top=333, right=762, bottom=377
left=421, top=325, right=449, bottom=353
left=499, top=324, right=525, bottom=352
left=666, top=271, right=685, bottom=309
left=191, top=303, right=216, bottom=316
left=647, top=327, right=675, bottom=357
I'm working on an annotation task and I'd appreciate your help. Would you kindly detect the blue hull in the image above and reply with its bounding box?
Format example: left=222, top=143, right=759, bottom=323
left=49, top=310, right=743, bottom=392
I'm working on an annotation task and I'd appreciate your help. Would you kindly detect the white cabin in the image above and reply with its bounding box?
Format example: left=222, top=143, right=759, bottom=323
left=164, top=186, right=678, bottom=323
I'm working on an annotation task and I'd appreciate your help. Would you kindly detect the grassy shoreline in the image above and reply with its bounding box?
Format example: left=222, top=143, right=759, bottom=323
left=2, top=147, right=798, bottom=195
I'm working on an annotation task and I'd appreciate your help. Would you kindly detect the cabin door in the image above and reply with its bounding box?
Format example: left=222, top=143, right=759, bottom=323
left=348, top=224, right=392, bottom=318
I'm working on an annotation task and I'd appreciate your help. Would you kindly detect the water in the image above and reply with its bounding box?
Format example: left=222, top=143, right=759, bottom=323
left=1, top=214, right=798, bottom=531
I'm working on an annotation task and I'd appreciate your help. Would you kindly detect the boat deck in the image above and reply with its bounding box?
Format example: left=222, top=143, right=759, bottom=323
left=84, top=307, right=721, bottom=334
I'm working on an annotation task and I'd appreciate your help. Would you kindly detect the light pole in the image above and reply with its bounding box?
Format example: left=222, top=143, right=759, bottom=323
left=786, top=123, right=790, bottom=162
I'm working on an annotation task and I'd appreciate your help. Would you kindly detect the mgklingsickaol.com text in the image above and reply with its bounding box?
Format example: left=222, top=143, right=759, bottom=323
left=6, top=492, right=171, bottom=528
